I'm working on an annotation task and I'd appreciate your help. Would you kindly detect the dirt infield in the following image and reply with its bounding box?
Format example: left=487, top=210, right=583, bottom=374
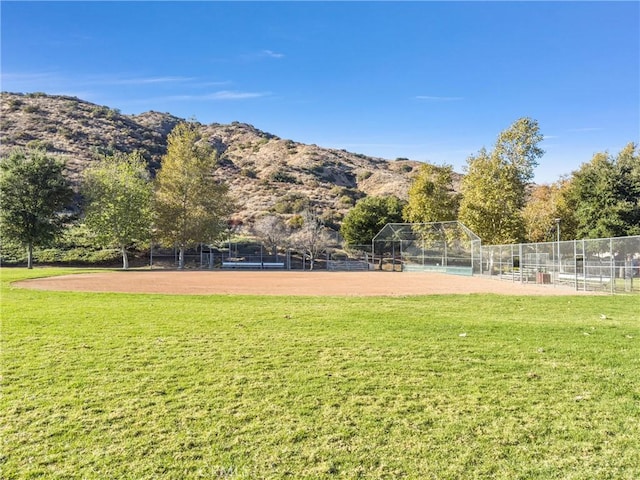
left=15, top=270, right=593, bottom=296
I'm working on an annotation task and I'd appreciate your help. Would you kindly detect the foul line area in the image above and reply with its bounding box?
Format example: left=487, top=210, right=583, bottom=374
left=15, top=271, right=595, bottom=296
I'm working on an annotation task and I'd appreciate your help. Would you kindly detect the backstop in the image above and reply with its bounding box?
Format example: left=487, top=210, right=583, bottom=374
left=372, top=222, right=482, bottom=275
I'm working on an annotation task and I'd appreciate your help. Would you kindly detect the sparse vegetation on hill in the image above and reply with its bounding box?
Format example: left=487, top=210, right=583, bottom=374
left=3, top=92, right=637, bottom=251
left=0, top=92, right=428, bottom=225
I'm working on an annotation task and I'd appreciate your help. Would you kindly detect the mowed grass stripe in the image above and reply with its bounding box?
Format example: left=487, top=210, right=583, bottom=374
left=1, top=268, right=639, bottom=479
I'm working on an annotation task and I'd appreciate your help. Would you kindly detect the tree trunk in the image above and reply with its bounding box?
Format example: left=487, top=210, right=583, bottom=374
left=121, top=245, right=129, bottom=270
left=27, top=243, right=33, bottom=269
left=178, top=246, right=185, bottom=269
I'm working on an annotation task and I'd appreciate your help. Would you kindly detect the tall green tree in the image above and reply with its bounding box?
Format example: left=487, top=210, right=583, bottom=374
left=494, top=117, right=544, bottom=186
left=403, top=163, right=459, bottom=223
left=82, top=151, right=154, bottom=269
left=459, top=118, right=544, bottom=244
left=154, top=123, right=234, bottom=268
left=0, top=148, right=73, bottom=268
left=340, top=195, right=405, bottom=247
left=458, top=149, right=525, bottom=244
left=612, top=142, right=640, bottom=234
left=567, top=143, right=640, bottom=238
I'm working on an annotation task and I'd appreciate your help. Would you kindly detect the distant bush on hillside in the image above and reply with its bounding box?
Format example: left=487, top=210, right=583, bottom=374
left=272, top=193, right=310, bottom=214
left=268, top=170, right=298, bottom=184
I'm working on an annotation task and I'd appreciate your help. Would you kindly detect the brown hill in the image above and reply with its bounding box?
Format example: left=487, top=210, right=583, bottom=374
left=1, top=91, right=456, bottom=227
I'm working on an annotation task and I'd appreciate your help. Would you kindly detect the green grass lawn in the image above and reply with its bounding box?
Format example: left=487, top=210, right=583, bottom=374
left=1, top=268, right=639, bottom=479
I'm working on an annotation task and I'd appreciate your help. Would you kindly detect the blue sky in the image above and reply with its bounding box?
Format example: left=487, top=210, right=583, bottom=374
left=1, top=1, right=638, bottom=183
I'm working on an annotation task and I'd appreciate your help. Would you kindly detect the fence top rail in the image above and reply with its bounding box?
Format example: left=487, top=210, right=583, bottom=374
left=483, top=235, right=640, bottom=251
left=373, top=222, right=481, bottom=243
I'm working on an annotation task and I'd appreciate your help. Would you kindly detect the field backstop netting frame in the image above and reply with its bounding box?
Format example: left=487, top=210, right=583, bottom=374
left=372, top=222, right=482, bottom=275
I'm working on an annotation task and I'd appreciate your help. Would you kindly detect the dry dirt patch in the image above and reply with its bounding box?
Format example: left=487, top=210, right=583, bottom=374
left=15, top=271, right=592, bottom=296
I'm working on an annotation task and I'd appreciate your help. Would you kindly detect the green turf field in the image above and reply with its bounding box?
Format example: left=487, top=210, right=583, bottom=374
left=1, top=268, right=639, bottom=479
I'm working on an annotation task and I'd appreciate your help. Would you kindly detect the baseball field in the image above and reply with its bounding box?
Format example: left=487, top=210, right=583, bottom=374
left=2, top=267, right=639, bottom=479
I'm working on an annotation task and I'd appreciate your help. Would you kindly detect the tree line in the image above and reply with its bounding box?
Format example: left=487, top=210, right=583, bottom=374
left=340, top=117, right=639, bottom=247
left=2, top=118, right=638, bottom=269
left=1, top=123, right=235, bottom=269
left=1, top=122, right=336, bottom=270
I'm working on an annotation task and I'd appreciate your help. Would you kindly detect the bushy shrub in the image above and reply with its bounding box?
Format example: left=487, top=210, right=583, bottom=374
left=272, top=193, right=310, bottom=214
left=34, top=247, right=120, bottom=265
left=339, top=195, right=355, bottom=207
left=268, top=170, right=298, bottom=184
left=0, top=239, right=27, bottom=264
left=356, top=170, right=373, bottom=181
left=57, top=127, right=74, bottom=139
left=331, top=186, right=365, bottom=202
left=26, top=140, right=55, bottom=151
left=240, top=168, right=257, bottom=178
left=0, top=222, right=132, bottom=266
left=7, top=98, right=23, bottom=111
left=321, top=211, right=342, bottom=230
left=288, top=214, right=304, bottom=229
left=23, top=104, right=40, bottom=114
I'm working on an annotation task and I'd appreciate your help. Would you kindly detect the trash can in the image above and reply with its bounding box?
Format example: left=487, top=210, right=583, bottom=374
left=536, top=272, right=551, bottom=284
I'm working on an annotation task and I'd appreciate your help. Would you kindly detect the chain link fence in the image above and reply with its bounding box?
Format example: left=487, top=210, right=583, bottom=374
left=326, top=245, right=373, bottom=271
left=148, top=243, right=292, bottom=270
left=372, top=222, right=482, bottom=275
left=479, top=235, right=640, bottom=294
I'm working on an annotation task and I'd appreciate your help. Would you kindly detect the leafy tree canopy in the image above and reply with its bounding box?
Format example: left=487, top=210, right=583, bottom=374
left=154, top=123, right=234, bottom=268
left=522, top=179, right=578, bottom=243
left=458, top=118, right=544, bottom=244
left=567, top=142, right=640, bottom=238
left=82, top=151, right=154, bottom=269
left=458, top=149, right=525, bottom=245
left=403, top=163, right=459, bottom=223
left=340, top=195, right=405, bottom=247
left=0, top=148, right=73, bottom=268
left=494, top=117, right=544, bottom=186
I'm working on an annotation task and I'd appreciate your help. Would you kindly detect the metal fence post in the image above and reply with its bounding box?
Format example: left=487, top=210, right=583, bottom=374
left=582, top=239, right=587, bottom=292
left=519, top=243, right=524, bottom=284
left=573, top=240, right=584, bottom=291
left=610, top=238, right=615, bottom=294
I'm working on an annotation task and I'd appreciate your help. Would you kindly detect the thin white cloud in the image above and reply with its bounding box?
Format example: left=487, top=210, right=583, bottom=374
left=416, top=95, right=464, bottom=101
left=77, top=74, right=196, bottom=86
left=1, top=71, right=198, bottom=89
left=340, top=143, right=431, bottom=149
left=1, top=71, right=65, bottom=92
left=1, top=71, right=59, bottom=82
left=0, top=71, right=96, bottom=99
left=262, top=49, right=285, bottom=59
left=193, top=80, right=233, bottom=88
left=203, top=90, right=270, bottom=100
left=108, top=76, right=195, bottom=85
left=239, top=50, right=286, bottom=62
left=134, top=91, right=271, bottom=103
